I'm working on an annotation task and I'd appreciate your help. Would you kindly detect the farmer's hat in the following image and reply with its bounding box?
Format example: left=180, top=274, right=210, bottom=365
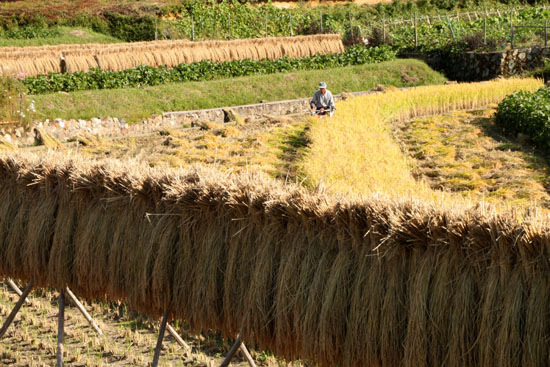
left=318, top=82, right=327, bottom=89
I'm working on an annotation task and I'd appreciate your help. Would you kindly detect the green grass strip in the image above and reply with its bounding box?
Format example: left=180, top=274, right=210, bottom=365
left=0, top=27, right=122, bottom=47
left=31, top=59, right=446, bottom=123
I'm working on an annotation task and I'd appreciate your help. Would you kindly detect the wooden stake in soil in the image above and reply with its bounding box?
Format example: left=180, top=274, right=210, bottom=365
left=65, top=287, right=103, bottom=336
left=6, top=278, right=31, bottom=305
left=0, top=280, right=34, bottom=339
left=152, top=310, right=169, bottom=367
left=57, top=290, right=65, bottom=367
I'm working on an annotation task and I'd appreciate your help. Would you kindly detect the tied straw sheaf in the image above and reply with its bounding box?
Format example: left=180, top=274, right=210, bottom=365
left=1, top=152, right=550, bottom=367
left=0, top=34, right=344, bottom=76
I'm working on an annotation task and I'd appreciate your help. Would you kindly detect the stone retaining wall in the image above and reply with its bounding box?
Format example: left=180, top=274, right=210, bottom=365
left=2, top=90, right=376, bottom=147
left=424, top=46, right=550, bottom=81
left=163, top=90, right=374, bottom=123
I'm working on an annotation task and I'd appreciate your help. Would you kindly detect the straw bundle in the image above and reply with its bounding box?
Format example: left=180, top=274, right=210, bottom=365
left=0, top=35, right=344, bottom=76
left=2, top=151, right=549, bottom=367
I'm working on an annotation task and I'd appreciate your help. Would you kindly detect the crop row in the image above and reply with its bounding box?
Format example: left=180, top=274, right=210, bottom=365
left=388, top=7, right=550, bottom=52
left=1, top=1, right=536, bottom=43
left=22, top=45, right=395, bottom=94
left=495, top=86, right=550, bottom=152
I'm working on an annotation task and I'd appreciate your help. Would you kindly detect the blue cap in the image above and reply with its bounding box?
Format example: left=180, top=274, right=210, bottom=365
left=318, top=82, right=327, bottom=89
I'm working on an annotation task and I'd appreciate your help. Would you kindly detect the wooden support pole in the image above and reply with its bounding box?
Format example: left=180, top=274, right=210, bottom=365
left=57, top=291, right=65, bottom=367
left=545, top=19, right=548, bottom=48
left=64, top=287, right=103, bottom=336
left=0, top=280, right=34, bottom=339
left=349, top=13, right=353, bottom=41
left=191, top=14, right=195, bottom=41
left=484, top=10, right=487, bottom=45
left=510, top=10, right=514, bottom=49
left=6, top=279, right=31, bottom=305
left=221, top=335, right=243, bottom=367
left=227, top=13, right=231, bottom=40
left=152, top=310, right=169, bottom=367
left=265, top=13, right=268, bottom=38
left=414, top=13, right=418, bottom=50
left=320, top=10, right=323, bottom=33
left=447, top=17, right=457, bottom=43
left=166, top=323, right=191, bottom=351
left=239, top=342, right=257, bottom=367
left=382, top=16, right=386, bottom=43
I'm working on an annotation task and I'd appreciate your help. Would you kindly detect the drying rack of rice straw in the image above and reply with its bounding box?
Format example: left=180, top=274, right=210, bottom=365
left=0, top=276, right=257, bottom=367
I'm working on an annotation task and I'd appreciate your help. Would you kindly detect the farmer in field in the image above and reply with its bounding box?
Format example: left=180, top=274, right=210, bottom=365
left=310, top=81, right=335, bottom=116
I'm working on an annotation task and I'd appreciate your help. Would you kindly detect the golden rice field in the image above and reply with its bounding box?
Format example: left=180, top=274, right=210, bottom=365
left=298, top=78, right=543, bottom=202
left=3, top=78, right=550, bottom=367
left=0, top=34, right=343, bottom=76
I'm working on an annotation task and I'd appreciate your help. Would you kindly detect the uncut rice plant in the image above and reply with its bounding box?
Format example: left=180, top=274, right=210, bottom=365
left=299, top=78, right=542, bottom=199
left=2, top=151, right=550, bottom=367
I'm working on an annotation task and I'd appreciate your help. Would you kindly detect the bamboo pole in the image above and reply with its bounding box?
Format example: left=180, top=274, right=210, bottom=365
left=545, top=20, right=548, bottom=47
left=57, top=291, right=65, bottom=367
left=349, top=13, right=354, bottom=41
left=221, top=335, right=243, bottom=367
left=227, top=13, right=231, bottom=40
left=64, top=287, right=103, bottom=336
left=152, top=310, right=169, bottom=367
left=510, top=10, right=514, bottom=49
left=447, top=17, right=457, bottom=43
left=239, top=343, right=257, bottom=367
left=6, top=279, right=31, bottom=305
left=166, top=323, right=191, bottom=351
left=484, top=10, right=487, bottom=45
left=414, top=13, right=418, bottom=50
left=0, top=280, right=34, bottom=339
left=383, top=16, right=386, bottom=44
left=191, top=15, right=195, bottom=41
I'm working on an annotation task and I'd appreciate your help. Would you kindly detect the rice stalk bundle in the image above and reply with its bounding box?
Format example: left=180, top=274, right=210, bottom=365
left=1, top=150, right=550, bottom=367
left=0, top=35, right=343, bottom=76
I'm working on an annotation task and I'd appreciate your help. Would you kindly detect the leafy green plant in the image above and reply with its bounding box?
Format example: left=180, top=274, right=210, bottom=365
left=495, top=86, right=550, bottom=152
left=2, top=26, right=61, bottom=39
left=23, top=45, right=396, bottom=94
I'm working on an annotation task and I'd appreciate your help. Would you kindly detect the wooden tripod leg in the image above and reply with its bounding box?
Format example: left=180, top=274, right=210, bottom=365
left=166, top=323, right=191, bottom=351
left=57, top=290, right=65, bottom=367
left=65, top=287, right=103, bottom=336
left=220, top=335, right=243, bottom=367
left=0, top=280, right=34, bottom=339
left=152, top=310, right=169, bottom=367
left=6, top=279, right=32, bottom=305
left=239, top=342, right=257, bottom=367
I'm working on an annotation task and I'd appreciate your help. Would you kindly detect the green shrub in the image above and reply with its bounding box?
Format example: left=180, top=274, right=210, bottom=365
left=495, top=87, right=550, bottom=152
